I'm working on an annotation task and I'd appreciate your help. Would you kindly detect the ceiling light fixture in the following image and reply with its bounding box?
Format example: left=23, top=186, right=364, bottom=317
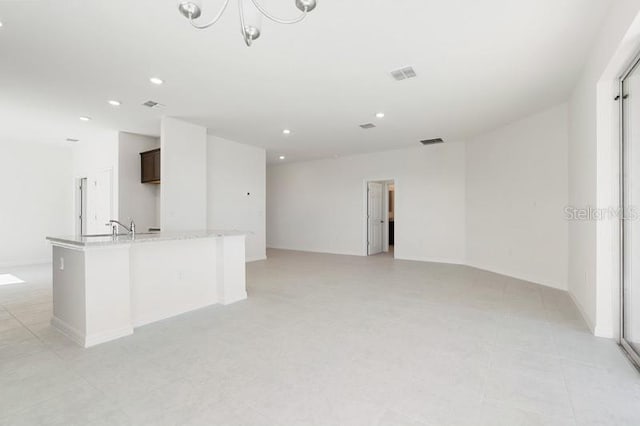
left=279, top=155, right=286, bottom=160
left=108, top=100, right=121, bottom=106
left=283, top=129, right=291, bottom=135
left=177, top=0, right=318, bottom=47
left=150, top=77, right=164, bottom=85
left=376, top=112, right=385, bottom=119
left=79, top=116, right=91, bottom=122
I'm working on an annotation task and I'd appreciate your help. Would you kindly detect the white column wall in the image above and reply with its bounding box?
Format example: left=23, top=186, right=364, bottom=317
left=207, top=135, right=266, bottom=262
left=160, top=117, right=207, bottom=232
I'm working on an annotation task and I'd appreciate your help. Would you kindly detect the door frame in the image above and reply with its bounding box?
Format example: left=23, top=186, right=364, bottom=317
left=75, top=177, right=88, bottom=235
left=619, top=53, right=640, bottom=368
left=73, top=167, right=115, bottom=236
left=362, top=178, right=397, bottom=257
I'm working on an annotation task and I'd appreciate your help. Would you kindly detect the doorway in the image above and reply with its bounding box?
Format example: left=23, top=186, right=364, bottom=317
left=366, top=179, right=395, bottom=256
left=620, top=55, right=640, bottom=367
left=74, top=170, right=114, bottom=236
left=76, top=177, right=88, bottom=235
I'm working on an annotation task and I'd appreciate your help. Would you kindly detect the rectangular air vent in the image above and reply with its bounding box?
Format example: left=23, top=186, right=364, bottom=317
left=390, top=66, right=417, bottom=81
left=142, top=100, right=165, bottom=109
left=420, top=138, right=444, bottom=145
left=359, top=123, right=376, bottom=129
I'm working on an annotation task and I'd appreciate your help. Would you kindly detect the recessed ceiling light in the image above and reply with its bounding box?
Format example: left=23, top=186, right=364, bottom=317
left=0, top=21, right=4, bottom=28
left=279, top=155, right=286, bottom=160
left=376, top=112, right=385, bottom=119
left=282, top=129, right=291, bottom=135
left=150, top=77, right=164, bottom=85
left=108, top=100, right=121, bottom=106
left=79, top=116, right=91, bottom=122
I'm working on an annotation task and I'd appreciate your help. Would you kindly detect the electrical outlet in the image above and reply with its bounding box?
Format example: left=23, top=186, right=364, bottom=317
left=59, top=257, right=64, bottom=271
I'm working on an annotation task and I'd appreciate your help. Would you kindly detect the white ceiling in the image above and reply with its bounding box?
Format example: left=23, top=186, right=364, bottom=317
left=0, top=0, right=612, bottom=162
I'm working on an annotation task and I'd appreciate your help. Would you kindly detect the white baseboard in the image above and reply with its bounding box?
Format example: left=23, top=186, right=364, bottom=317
left=51, top=316, right=85, bottom=346
left=594, top=324, right=615, bottom=339
left=394, top=255, right=465, bottom=265
left=266, top=245, right=361, bottom=257
left=568, top=290, right=596, bottom=334
left=465, top=261, right=566, bottom=291
left=220, top=291, right=248, bottom=305
left=267, top=246, right=465, bottom=265
left=84, top=326, right=134, bottom=348
left=52, top=316, right=133, bottom=348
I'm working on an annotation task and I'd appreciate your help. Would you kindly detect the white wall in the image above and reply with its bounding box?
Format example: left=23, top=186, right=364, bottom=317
left=72, top=129, right=120, bottom=235
left=72, top=130, right=119, bottom=191
left=0, top=142, right=74, bottom=267
left=267, top=143, right=467, bottom=263
left=161, top=117, right=207, bottom=232
left=267, top=107, right=571, bottom=291
left=466, top=104, right=569, bottom=290
left=118, top=132, right=160, bottom=232
left=207, top=135, right=266, bottom=262
left=568, top=0, right=640, bottom=335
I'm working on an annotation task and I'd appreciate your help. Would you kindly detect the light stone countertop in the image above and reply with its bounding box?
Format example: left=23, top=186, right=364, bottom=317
left=46, top=230, right=246, bottom=248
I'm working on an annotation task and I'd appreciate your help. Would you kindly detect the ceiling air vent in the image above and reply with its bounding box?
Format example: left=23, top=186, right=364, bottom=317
left=359, top=123, right=376, bottom=129
left=420, top=138, right=444, bottom=146
left=390, top=66, right=417, bottom=81
left=66, top=138, right=79, bottom=143
left=142, top=100, right=165, bottom=109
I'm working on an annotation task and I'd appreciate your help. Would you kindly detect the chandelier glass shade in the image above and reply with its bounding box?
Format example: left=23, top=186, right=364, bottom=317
left=178, top=0, right=318, bottom=46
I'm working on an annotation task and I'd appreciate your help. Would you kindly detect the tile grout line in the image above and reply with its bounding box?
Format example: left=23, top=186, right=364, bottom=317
left=4, top=297, right=113, bottom=402
left=548, top=303, right=580, bottom=425
left=3, top=306, right=43, bottom=343
left=0, top=308, right=114, bottom=422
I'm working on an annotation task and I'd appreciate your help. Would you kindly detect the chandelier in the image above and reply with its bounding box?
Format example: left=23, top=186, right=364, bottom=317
left=177, top=0, right=318, bottom=47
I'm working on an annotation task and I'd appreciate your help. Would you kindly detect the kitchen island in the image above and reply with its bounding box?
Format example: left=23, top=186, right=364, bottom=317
left=46, top=231, right=247, bottom=347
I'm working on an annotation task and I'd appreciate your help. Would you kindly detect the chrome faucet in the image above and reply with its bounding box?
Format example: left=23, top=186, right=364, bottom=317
left=108, top=220, right=136, bottom=238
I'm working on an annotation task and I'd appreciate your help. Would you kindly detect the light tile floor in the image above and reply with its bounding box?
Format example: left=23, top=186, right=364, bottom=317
left=1, top=249, right=639, bottom=425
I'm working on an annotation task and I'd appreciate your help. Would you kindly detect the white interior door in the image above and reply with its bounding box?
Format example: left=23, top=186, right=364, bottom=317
left=368, top=182, right=383, bottom=255
left=86, top=170, right=113, bottom=235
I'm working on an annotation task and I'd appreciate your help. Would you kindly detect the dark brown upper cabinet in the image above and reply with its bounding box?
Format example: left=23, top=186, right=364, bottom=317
left=140, top=148, right=161, bottom=184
